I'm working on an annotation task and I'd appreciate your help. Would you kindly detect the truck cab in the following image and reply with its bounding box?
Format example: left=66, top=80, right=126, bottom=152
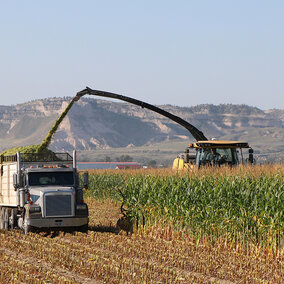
left=0, top=151, right=89, bottom=234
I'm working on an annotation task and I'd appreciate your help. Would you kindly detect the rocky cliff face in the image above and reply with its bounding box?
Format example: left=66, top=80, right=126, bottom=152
left=0, top=97, right=283, bottom=161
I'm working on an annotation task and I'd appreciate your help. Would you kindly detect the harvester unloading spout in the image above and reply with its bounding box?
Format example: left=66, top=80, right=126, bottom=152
left=75, top=87, right=208, bottom=141
left=75, top=87, right=254, bottom=168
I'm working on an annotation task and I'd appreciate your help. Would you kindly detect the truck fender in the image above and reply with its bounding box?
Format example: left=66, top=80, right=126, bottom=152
left=24, top=204, right=30, bottom=219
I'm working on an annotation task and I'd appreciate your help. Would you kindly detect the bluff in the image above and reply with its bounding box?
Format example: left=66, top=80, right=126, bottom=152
left=0, top=97, right=283, bottom=162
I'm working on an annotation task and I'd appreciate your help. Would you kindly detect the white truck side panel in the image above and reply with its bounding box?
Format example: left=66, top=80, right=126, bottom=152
left=0, top=163, right=17, bottom=206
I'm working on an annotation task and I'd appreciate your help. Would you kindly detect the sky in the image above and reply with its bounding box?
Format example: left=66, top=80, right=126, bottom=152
left=0, top=1, right=283, bottom=109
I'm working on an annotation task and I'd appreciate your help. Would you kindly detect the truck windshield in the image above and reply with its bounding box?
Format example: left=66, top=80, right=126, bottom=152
left=28, top=172, right=74, bottom=186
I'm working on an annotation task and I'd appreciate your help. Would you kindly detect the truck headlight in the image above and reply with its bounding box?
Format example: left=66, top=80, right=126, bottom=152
left=76, top=204, right=87, bottom=210
left=29, top=206, right=41, bottom=213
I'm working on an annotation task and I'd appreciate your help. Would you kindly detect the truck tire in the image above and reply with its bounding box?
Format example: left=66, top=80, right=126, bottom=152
left=0, top=208, right=8, bottom=230
left=0, top=207, right=4, bottom=230
left=9, top=209, right=16, bottom=230
left=78, top=223, right=88, bottom=233
left=3, top=208, right=9, bottom=230
left=23, top=213, right=32, bottom=235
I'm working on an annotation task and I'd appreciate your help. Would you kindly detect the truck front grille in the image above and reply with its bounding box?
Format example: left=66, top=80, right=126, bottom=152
left=45, top=194, right=72, bottom=217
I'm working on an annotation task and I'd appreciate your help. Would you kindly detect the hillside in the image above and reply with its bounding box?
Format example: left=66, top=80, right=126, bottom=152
left=0, top=97, right=283, bottom=162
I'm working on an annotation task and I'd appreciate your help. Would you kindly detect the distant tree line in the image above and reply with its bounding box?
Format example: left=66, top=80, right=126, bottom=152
left=103, top=155, right=133, bottom=162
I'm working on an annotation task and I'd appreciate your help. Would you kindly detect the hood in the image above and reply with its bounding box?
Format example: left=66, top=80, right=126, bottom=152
left=29, top=186, right=74, bottom=205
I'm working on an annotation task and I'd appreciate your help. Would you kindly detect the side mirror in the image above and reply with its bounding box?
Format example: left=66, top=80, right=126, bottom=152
left=83, top=172, right=89, bottom=189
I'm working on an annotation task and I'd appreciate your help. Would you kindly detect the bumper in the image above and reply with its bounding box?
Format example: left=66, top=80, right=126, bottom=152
left=27, top=216, right=89, bottom=228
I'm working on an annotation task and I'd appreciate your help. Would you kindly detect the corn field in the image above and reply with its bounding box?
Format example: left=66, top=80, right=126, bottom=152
left=1, top=164, right=283, bottom=283
left=1, top=198, right=282, bottom=283
left=84, top=164, right=284, bottom=254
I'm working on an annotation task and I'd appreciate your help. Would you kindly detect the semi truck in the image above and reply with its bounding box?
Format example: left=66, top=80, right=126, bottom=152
left=0, top=151, right=89, bottom=234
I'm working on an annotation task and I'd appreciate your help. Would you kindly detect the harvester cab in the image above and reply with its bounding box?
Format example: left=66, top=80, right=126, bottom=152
left=75, top=87, right=254, bottom=170
left=173, top=140, right=254, bottom=170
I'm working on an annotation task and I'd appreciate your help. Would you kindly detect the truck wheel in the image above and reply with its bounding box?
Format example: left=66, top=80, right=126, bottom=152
left=23, top=213, right=32, bottom=235
left=9, top=209, right=16, bottom=230
left=3, top=208, right=9, bottom=230
left=0, top=207, right=4, bottom=230
left=78, top=224, right=88, bottom=233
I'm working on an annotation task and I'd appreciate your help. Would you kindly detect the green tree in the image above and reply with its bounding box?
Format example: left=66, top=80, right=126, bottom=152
left=115, top=155, right=133, bottom=162
left=147, top=160, right=157, bottom=168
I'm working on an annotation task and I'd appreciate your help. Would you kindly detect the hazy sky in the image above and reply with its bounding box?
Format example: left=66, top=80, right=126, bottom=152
left=0, top=1, right=283, bottom=109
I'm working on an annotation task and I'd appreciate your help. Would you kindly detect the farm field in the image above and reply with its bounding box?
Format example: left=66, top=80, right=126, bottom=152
left=0, top=165, right=283, bottom=283
left=86, top=165, right=284, bottom=253
left=0, top=198, right=283, bottom=283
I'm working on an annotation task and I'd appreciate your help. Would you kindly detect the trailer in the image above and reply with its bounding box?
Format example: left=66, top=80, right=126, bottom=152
left=0, top=151, right=89, bottom=234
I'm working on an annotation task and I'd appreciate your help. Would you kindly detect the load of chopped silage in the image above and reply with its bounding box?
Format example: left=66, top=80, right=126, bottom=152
left=0, top=98, right=76, bottom=156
